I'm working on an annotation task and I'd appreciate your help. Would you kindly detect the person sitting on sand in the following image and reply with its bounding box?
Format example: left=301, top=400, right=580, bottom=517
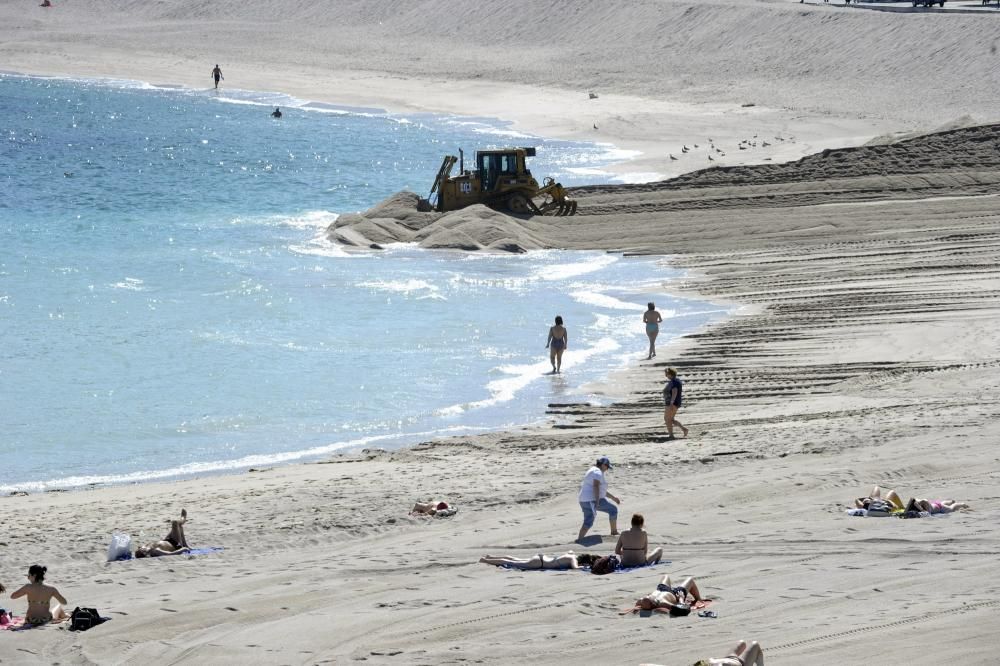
left=905, top=497, right=969, bottom=514
left=479, top=552, right=601, bottom=570
left=694, top=640, right=765, bottom=666
left=9, top=565, right=68, bottom=625
left=135, top=509, right=191, bottom=558
left=410, top=501, right=452, bottom=516
left=629, top=573, right=704, bottom=615
left=615, top=513, right=663, bottom=567
left=854, top=485, right=904, bottom=511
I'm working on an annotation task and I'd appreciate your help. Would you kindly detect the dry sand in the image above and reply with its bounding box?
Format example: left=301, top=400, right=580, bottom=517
left=3, top=2, right=1000, bottom=664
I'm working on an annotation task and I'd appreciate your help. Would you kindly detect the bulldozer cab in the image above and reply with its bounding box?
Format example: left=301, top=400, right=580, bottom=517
left=477, top=150, right=528, bottom=193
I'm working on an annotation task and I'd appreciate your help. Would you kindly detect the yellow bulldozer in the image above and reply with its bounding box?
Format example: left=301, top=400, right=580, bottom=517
left=421, top=147, right=577, bottom=216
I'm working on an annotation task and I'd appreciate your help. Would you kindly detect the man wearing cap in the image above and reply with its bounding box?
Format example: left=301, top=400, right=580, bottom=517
left=577, top=456, right=621, bottom=541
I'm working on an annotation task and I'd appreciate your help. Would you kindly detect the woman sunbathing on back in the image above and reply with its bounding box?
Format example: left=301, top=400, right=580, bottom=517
left=694, top=640, right=765, bottom=666
left=627, top=573, right=704, bottom=615
left=855, top=485, right=904, bottom=510
left=479, top=552, right=600, bottom=570
left=906, top=497, right=970, bottom=514
left=135, top=509, right=191, bottom=558
left=410, top=501, right=452, bottom=516
left=10, top=565, right=68, bottom=625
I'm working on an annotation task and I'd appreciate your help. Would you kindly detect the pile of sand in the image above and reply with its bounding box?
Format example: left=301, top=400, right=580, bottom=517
left=327, top=191, right=549, bottom=253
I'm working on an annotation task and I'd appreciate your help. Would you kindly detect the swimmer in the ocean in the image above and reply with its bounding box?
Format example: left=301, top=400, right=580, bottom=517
left=271, top=107, right=282, bottom=118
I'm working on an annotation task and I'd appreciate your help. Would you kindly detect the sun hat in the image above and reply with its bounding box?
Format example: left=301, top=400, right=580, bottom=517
left=597, top=456, right=612, bottom=469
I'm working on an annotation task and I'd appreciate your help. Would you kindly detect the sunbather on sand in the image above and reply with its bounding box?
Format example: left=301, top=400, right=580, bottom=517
left=9, top=565, right=68, bottom=625
left=615, top=513, right=664, bottom=567
left=906, top=497, right=970, bottom=514
left=695, top=639, right=765, bottom=666
left=135, top=509, right=191, bottom=558
left=855, top=485, right=904, bottom=510
left=633, top=573, right=703, bottom=614
left=479, top=552, right=600, bottom=570
left=410, top=500, right=451, bottom=516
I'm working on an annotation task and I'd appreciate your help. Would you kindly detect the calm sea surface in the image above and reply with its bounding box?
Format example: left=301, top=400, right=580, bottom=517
left=0, top=74, right=725, bottom=492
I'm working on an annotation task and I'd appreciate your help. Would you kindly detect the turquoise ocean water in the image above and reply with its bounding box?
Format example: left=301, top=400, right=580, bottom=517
left=0, top=74, right=725, bottom=492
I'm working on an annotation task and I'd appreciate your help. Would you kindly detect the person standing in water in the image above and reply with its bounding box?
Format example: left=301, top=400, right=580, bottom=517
left=663, top=367, right=688, bottom=440
left=546, top=315, right=568, bottom=374
left=643, top=302, right=662, bottom=359
left=211, top=64, right=224, bottom=89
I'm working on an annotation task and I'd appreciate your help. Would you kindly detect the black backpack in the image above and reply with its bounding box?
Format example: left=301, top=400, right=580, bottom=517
left=70, top=607, right=104, bottom=632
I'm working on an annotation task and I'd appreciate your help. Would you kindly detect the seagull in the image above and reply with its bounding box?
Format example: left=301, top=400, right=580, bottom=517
left=738, top=145, right=747, bottom=150
left=693, top=144, right=699, bottom=148
left=682, top=145, right=689, bottom=153
left=670, top=154, right=678, bottom=161
left=593, top=123, right=599, bottom=130
left=762, top=141, right=771, bottom=147
left=708, top=155, right=714, bottom=161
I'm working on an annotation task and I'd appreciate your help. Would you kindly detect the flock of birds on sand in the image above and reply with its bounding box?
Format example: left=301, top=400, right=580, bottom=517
left=668, top=134, right=796, bottom=165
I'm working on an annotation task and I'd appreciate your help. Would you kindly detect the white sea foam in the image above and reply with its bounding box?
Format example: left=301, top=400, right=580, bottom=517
left=288, top=237, right=359, bottom=258
left=435, top=337, right=620, bottom=416
left=533, top=254, right=618, bottom=281
left=277, top=210, right=340, bottom=230
left=570, top=289, right=664, bottom=312
left=110, top=277, right=146, bottom=291
left=357, top=278, right=444, bottom=300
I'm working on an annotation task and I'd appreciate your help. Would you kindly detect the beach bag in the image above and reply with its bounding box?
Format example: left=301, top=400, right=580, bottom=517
left=866, top=500, right=894, bottom=515
left=106, top=532, right=132, bottom=562
left=669, top=603, right=692, bottom=617
left=591, top=554, right=619, bottom=575
left=69, top=607, right=104, bottom=632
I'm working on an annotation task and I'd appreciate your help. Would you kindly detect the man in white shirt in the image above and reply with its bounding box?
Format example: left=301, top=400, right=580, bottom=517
left=577, top=456, right=621, bottom=541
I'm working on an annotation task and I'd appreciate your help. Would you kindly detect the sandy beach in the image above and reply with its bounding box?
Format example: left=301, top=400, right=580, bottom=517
left=3, top=1, right=1000, bottom=664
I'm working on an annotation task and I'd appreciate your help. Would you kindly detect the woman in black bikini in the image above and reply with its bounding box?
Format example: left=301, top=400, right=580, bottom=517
left=633, top=573, right=703, bottom=614
left=615, top=513, right=663, bottom=567
left=479, top=552, right=600, bottom=570
left=546, top=315, right=568, bottom=374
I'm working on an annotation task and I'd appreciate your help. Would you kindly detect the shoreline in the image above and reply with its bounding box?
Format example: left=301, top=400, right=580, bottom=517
left=0, top=64, right=899, bottom=185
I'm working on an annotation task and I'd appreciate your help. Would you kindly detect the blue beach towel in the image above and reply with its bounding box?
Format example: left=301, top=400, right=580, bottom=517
left=186, top=547, right=224, bottom=556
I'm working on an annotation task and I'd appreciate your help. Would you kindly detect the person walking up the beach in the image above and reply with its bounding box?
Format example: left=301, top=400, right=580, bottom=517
left=211, top=64, right=224, bottom=89
left=577, top=456, right=620, bottom=541
left=546, top=315, right=568, bottom=374
left=643, top=302, right=662, bottom=360
left=664, top=367, right=688, bottom=440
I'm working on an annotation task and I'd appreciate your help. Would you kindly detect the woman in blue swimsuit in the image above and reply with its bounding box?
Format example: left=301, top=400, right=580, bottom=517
left=643, top=302, right=662, bottom=360
left=546, top=315, right=568, bottom=374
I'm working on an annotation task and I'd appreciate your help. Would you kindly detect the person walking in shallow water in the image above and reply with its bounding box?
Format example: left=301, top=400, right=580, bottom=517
left=664, top=367, right=688, bottom=440
left=643, top=302, right=662, bottom=359
left=211, top=64, right=224, bottom=89
left=546, top=315, right=568, bottom=374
